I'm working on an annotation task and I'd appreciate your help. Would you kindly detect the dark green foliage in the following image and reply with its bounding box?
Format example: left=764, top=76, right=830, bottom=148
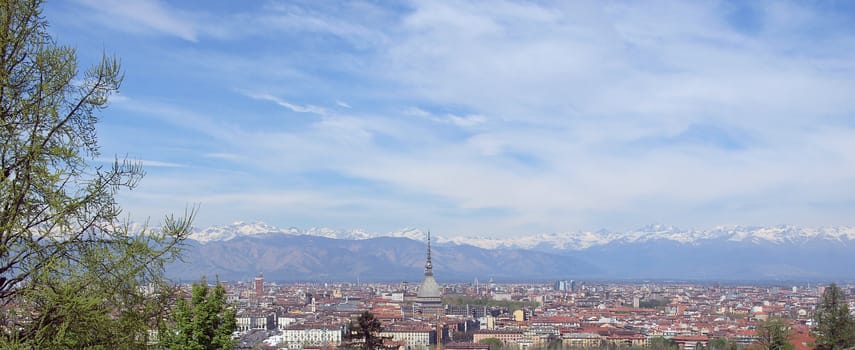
left=647, top=336, right=678, bottom=350
left=478, top=337, right=503, bottom=350
left=756, top=317, right=793, bottom=350
left=343, top=311, right=385, bottom=350
left=638, top=299, right=669, bottom=309
left=814, top=283, right=855, bottom=350
left=159, top=279, right=237, bottom=350
left=0, top=0, right=192, bottom=347
left=545, top=334, right=563, bottom=350
left=708, top=337, right=740, bottom=350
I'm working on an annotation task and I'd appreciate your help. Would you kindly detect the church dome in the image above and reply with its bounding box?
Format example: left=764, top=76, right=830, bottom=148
left=417, top=275, right=441, bottom=298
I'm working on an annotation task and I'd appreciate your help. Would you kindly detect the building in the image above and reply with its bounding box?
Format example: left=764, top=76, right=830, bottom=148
left=445, top=343, right=490, bottom=350
left=279, top=324, right=343, bottom=349
left=553, top=280, right=576, bottom=292
left=672, top=335, right=709, bottom=350
left=605, top=334, right=647, bottom=347
left=562, top=332, right=602, bottom=348
left=278, top=316, right=297, bottom=330
left=380, top=324, right=434, bottom=350
left=416, top=232, right=442, bottom=319
left=513, top=309, right=525, bottom=322
left=236, top=311, right=274, bottom=332
left=255, top=272, right=264, bottom=298
left=473, top=330, right=525, bottom=344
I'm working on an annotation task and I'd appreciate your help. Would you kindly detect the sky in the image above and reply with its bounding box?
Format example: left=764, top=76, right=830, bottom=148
left=43, top=0, right=855, bottom=238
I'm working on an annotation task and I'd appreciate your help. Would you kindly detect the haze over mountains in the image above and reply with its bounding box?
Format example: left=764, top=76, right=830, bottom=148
left=168, top=222, right=855, bottom=283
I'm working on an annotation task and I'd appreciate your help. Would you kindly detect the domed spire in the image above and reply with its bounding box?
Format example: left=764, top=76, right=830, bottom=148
left=424, top=230, right=433, bottom=276
left=417, top=230, right=441, bottom=301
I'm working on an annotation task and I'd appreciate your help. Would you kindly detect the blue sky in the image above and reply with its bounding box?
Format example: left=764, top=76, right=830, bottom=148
left=44, top=0, right=855, bottom=237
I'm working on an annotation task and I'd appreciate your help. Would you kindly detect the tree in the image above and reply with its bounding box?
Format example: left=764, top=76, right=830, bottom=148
left=343, top=311, right=385, bottom=350
left=814, top=283, right=855, bottom=350
left=478, top=337, right=503, bottom=350
left=647, top=336, right=678, bottom=350
left=544, top=333, right=564, bottom=350
left=0, top=0, right=193, bottom=347
left=756, top=317, right=793, bottom=350
left=159, top=279, right=237, bottom=350
left=709, top=338, right=727, bottom=350
left=709, top=337, right=740, bottom=350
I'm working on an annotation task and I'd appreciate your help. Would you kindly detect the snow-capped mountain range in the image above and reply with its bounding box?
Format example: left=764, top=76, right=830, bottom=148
left=172, top=222, right=855, bottom=280
left=189, top=222, right=855, bottom=250
left=189, top=222, right=426, bottom=243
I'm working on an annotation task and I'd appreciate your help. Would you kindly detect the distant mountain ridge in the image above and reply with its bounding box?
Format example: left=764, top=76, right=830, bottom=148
left=190, top=222, right=855, bottom=249
left=170, top=222, right=855, bottom=281
left=169, top=234, right=598, bottom=282
left=190, top=222, right=425, bottom=243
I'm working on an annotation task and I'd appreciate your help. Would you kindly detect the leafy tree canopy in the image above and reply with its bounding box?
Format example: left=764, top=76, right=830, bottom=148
left=343, top=311, right=385, bottom=350
left=814, top=283, right=855, bottom=350
left=479, top=337, right=503, bottom=350
left=159, top=279, right=237, bottom=350
left=756, top=317, right=793, bottom=350
left=0, top=0, right=193, bottom=347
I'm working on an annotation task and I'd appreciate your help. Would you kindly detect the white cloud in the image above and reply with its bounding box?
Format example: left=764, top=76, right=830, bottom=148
left=204, top=153, right=240, bottom=161
left=72, top=1, right=855, bottom=235
left=403, top=107, right=431, bottom=118
left=448, top=114, right=487, bottom=128
left=245, top=93, right=327, bottom=115
left=405, top=107, right=487, bottom=129
left=75, top=0, right=198, bottom=41
left=95, top=157, right=184, bottom=168
left=139, top=160, right=185, bottom=168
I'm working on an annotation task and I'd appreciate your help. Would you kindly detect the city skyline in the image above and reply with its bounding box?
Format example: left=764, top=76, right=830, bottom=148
left=44, top=1, right=855, bottom=238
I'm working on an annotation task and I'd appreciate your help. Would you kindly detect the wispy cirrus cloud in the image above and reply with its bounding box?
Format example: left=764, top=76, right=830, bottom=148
left=204, top=153, right=240, bottom=161
left=96, top=157, right=184, bottom=168
left=404, top=107, right=487, bottom=129
left=138, top=159, right=185, bottom=168
left=73, top=0, right=198, bottom=41
left=244, top=93, right=327, bottom=115
left=49, top=1, right=855, bottom=236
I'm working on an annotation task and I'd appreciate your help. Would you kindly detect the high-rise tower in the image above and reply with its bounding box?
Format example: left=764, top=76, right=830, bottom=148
left=254, top=272, right=264, bottom=298
left=416, top=231, right=442, bottom=319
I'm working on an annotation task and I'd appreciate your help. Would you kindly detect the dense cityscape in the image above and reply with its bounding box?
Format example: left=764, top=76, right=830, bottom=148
left=4, top=0, right=855, bottom=348
left=214, top=239, right=852, bottom=349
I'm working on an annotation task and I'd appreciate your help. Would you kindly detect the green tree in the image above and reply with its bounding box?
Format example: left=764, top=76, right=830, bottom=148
left=638, top=299, right=669, bottom=309
left=544, top=334, right=564, bottom=350
left=0, top=0, right=193, bottom=347
left=709, top=338, right=726, bottom=350
left=159, top=279, right=237, bottom=350
left=708, top=337, right=740, bottom=350
left=647, top=336, right=678, bottom=350
left=814, top=283, right=855, bottom=350
left=343, top=311, right=385, bottom=350
left=756, top=317, right=793, bottom=350
left=478, top=337, right=503, bottom=350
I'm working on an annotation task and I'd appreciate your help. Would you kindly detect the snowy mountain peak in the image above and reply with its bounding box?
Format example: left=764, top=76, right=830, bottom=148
left=188, top=223, right=429, bottom=243
left=190, top=221, right=282, bottom=242
left=187, top=222, right=855, bottom=249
